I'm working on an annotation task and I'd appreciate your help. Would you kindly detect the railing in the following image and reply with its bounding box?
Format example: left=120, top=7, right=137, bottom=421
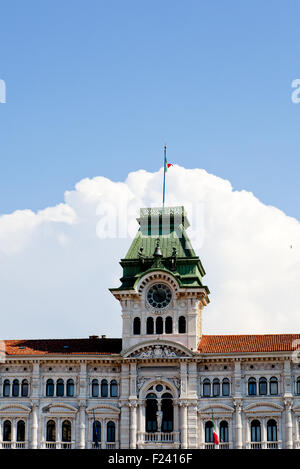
left=91, top=442, right=102, bottom=449
left=203, top=442, right=230, bottom=449
left=266, top=442, right=278, bottom=449
left=247, top=441, right=281, bottom=449
left=219, top=443, right=230, bottom=449
left=204, top=443, right=215, bottom=449
left=250, top=443, right=262, bottom=449
left=0, top=441, right=27, bottom=449
left=144, top=432, right=177, bottom=443
left=90, top=441, right=118, bottom=449
left=43, top=441, right=75, bottom=449
left=106, top=443, right=117, bottom=449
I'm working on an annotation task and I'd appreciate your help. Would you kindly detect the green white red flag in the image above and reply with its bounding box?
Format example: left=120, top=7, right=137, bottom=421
left=212, top=413, right=219, bottom=445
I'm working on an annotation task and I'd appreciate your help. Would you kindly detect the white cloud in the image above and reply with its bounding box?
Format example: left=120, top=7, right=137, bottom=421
left=0, top=166, right=299, bottom=339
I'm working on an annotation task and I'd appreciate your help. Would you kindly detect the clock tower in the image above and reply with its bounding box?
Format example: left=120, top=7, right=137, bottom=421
left=110, top=206, right=209, bottom=353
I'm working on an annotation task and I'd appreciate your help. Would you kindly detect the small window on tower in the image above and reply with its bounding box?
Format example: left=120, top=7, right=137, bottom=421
left=178, top=316, right=186, bottom=334
left=133, top=317, right=141, bottom=335
left=165, top=316, right=173, bottom=334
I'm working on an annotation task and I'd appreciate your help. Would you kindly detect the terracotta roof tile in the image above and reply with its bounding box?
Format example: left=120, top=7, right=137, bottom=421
left=198, top=334, right=300, bottom=354
left=0, top=338, right=122, bottom=356
left=1, top=334, right=299, bottom=357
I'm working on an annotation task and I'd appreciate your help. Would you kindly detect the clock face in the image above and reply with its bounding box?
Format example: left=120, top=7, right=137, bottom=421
left=147, top=283, right=172, bottom=311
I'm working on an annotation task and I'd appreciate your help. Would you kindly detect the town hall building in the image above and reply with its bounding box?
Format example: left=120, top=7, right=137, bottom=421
left=0, top=206, right=300, bottom=449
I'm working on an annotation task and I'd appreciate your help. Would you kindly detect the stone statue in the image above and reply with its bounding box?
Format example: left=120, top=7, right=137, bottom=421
left=156, top=409, right=163, bottom=431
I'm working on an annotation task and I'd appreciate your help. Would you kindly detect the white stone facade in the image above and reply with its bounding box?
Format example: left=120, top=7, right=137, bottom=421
left=1, top=351, right=300, bottom=449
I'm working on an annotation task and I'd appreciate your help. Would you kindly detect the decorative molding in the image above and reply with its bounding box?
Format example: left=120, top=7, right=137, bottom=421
left=122, top=339, right=194, bottom=359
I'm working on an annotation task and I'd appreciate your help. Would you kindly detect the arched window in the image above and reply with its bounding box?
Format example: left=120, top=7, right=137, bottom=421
left=203, top=379, right=211, bottom=397
left=56, top=379, right=64, bottom=397
left=12, top=379, right=19, bottom=397
left=156, top=317, right=163, bottom=334
left=248, top=378, right=257, bottom=396
left=62, top=420, right=71, bottom=442
left=161, top=393, right=173, bottom=432
left=110, top=380, right=118, bottom=397
left=146, top=393, right=158, bottom=432
left=101, top=379, right=108, bottom=398
left=213, top=378, right=220, bottom=397
left=259, top=377, right=267, bottom=395
left=46, top=420, right=56, bottom=442
left=93, top=420, right=101, bottom=446
left=270, top=377, right=278, bottom=395
left=92, top=379, right=99, bottom=397
left=251, top=420, right=261, bottom=442
left=267, top=419, right=277, bottom=442
left=3, top=420, right=11, bottom=441
left=46, top=379, right=54, bottom=397
left=21, top=379, right=29, bottom=397
left=296, top=377, right=300, bottom=395
left=17, top=420, right=25, bottom=442
left=133, top=317, right=141, bottom=335
left=107, top=421, right=115, bottom=442
left=178, top=316, right=186, bottom=334
left=3, top=379, right=10, bottom=397
left=205, top=421, right=213, bottom=443
left=222, top=378, right=230, bottom=396
left=146, top=317, right=154, bottom=335
left=66, top=379, right=74, bottom=397
left=220, top=421, right=228, bottom=443
left=165, top=317, right=173, bottom=334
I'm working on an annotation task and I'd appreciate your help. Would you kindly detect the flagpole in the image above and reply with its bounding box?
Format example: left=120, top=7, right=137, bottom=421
left=163, top=145, right=167, bottom=208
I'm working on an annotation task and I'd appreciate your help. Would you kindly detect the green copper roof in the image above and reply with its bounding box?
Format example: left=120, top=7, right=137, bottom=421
left=111, top=206, right=209, bottom=296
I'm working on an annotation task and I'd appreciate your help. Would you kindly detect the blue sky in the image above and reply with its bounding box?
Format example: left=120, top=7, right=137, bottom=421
left=0, top=0, right=300, bottom=219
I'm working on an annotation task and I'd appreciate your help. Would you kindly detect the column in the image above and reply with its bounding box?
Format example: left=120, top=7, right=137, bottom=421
left=233, top=399, right=242, bottom=449
left=262, top=418, right=267, bottom=449
left=119, top=402, right=130, bottom=448
left=30, top=403, right=39, bottom=449
left=284, top=399, right=293, bottom=449
left=57, top=417, right=62, bottom=448
left=187, top=402, right=198, bottom=448
left=198, top=414, right=204, bottom=449
left=180, top=401, right=188, bottom=449
left=103, top=418, right=106, bottom=449
left=245, top=418, right=251, bottom=449
left=78, top=402, right=86, bottom=449
left=137, top=400, right=145, bottom=446
left=119, top=362, right=130, bottom=449
left=129, top=401, right=137, bottom=449
left=173, top=399, right=179, bottom=444
left=12, top=419, right=16, bottom=448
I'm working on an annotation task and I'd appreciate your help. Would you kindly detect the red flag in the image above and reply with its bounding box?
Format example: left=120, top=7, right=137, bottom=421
left=167, top=163, right=173, bottom=169
left=213, top=430, right=219, bottom=445
left=212, top=413, right=219, bottom=445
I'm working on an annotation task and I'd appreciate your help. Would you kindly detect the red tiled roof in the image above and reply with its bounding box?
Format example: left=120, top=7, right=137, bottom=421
left=0, top=338, right=122, bottom=356
left=0, top=334, right=299, bottom=357
left=198, top=334, right=300, bottom=354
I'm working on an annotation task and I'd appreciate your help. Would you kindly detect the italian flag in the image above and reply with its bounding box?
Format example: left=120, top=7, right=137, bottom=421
left=164, top=156, right=173, bottom=172
left=212, top=415, right=219, bottom=445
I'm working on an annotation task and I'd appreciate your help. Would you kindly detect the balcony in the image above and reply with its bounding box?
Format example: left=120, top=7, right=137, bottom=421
left=0, top=441, right=27, bottom=449
left=247, top=441, right=281, bottom=449
left=138, top=432, right=180, bottom=448
left=203, top=442, right=230, bottom=449
left=90, top=441, right=118, bottom=449
left=43, top=441, right=75, bottom=449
